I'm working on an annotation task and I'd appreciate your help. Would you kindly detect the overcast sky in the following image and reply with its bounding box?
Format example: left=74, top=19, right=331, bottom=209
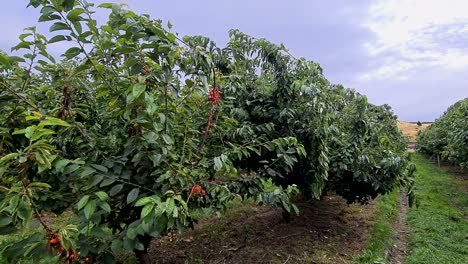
left=1, top=0, right=467, bottom=121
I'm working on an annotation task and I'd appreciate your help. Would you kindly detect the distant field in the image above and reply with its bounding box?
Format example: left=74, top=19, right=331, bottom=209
left=397, top=121, right=432, bottom=141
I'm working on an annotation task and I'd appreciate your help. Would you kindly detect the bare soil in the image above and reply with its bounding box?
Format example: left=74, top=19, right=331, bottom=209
left=149, top=195, right=376, bottom=264
left=387, top=192, right=409, bottom=264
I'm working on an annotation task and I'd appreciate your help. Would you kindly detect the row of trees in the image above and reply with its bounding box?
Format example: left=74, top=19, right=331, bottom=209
left=0, top=1, right=414, bottom=263
left=418, top=98, right=468, bottom=169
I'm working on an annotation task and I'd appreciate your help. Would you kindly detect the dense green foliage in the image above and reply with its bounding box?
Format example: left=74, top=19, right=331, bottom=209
left=0, top=1, right=413, bottom=263
left=417, top=98, right=468, bottom=168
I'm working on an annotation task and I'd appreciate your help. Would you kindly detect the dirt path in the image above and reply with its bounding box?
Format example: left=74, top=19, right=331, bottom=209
left=148, top=195, right=376, bottom=264
left=387, top=191, right=409, bottom=264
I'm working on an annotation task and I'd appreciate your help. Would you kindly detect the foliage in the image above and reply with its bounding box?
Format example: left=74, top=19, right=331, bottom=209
left=417, top=98, right=468, bottom=168
left=0, top=0, right=413, bottom=263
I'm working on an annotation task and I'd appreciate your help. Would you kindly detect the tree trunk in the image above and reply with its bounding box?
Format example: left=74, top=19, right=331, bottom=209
left=134, top=235, right=153, bottom=264
left=282, top=211, right=291, bottom=223
left=135, top=250, right=151, bottom=264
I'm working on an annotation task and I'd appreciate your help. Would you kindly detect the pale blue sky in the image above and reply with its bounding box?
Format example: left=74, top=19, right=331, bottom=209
left=1, top=0, right=467, bottom=121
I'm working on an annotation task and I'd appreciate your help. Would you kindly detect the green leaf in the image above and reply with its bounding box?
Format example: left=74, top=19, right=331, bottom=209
left=158, top=113, right=166, bottom=124
left=48, top=35, right=67, bottom=44
left=0, top=153, right=19, bottom=166
left=166, top=198, right=175, bottom=215
left=0, top=53, right=11, bottom=67
left=90, top=164, right=108, bottom=173
left=63, top=164, right=80, bottom=174
left=25, top=116, right=40, bottom=122
left=86, top=175, right=102, bottom=188
left=12, top=129, right=25, bottom=135
left=80, top=167, right=96, bottom=178
left=135, top=197, right=154, bottom=207
left=8, top=196, right=20, bottom=213
left=126, top=93, right=135, bottom=105
left=66, top=8, right=84, bottom=22
left=64, top=47, right=82, bottom=59
left=134, top=242, right=145, bottom=251
left=12, top=42, right=31, bottom=51
left=0, top=216, right=12, bottom=227
left=141, top=204, right=154, bottom=218
left=30, top=128, right=55, bottom=141
left=291, top=204, right=299, bottom=215
left=40, top=6, right=56, bottom=16
left=73, top=21, right=82, bottom=34
left=54, top=159, right=71, bottom=173
left=95, top=191, right=109, bottom=201
left=39, top=117, right=71, bottom=127
left=126, top=228, right=138, bottom=240
left=214, top=157, right=223, bottom=171
left=132, top=83, right=146, bottom=99
left=127, top=188, right=139, bottom=204
left=49, top=22, right=70, bottom=32
left=28, top=182, right=52, bottom=189
left=110, top=184, right=124, bottom=196
left=99, top=202, right=111, bottom=213
left=162, top=134, right=173, bottom=145
left=77, top=195, right=90, bottom=210
left=19, top=33, right=32, bottom=41
left=0, top=225, right=18, bottom=235
left=123, top=237, right=135, bottom=251
left=98, top=3, right=114, bottom=8
left=99, top=178, right=115, bottom=187
left=39, top=14, right=61, bottom=22
left=84, top=200, right=96, bottom=220
left=25, top=127, right=37, bottom=139
left=7, top=56, right=24, bottom=63
left=111, top=239, right=123, bottom=253
left=61, top=0, right=75, bottom=11
left=17, top=203, right=33, bottom=222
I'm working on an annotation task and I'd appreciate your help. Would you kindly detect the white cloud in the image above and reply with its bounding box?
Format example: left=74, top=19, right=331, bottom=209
left=361, top=0, right=468, bottom=80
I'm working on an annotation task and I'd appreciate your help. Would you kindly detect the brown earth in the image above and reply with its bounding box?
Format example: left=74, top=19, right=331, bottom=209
left=387, top=192, right=409, bottom=264
left=148, top=195, right=376, bottom=264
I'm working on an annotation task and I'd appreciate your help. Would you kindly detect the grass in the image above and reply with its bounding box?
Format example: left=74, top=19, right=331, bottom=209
left=405, top=154, right=468, bottom=264
left=354, top=189, right=399, bottom=264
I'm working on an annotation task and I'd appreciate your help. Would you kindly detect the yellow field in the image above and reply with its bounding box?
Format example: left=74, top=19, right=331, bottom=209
left=397, top=121, right=431, bottom=141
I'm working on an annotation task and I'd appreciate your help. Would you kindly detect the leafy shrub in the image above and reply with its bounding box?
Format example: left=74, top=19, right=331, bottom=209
left=0, top=1, right=414, bottom=263
left=418, top=98, right=468, bottom=168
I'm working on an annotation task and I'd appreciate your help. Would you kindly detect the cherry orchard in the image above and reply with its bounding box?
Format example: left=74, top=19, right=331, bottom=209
left=0, top=1, right=414, bottom=263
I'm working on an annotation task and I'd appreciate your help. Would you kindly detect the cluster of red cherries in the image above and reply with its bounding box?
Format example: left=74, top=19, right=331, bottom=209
left=45, top=229, right=90, bottom=264
left=208, top=87, right=221, bottom=105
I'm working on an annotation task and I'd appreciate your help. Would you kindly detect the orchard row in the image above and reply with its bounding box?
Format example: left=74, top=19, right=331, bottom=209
left=0, top=1, right=414, bottom=263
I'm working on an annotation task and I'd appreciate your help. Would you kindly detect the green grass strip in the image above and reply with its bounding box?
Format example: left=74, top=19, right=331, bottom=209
left=405, top=154, right=468, bottom=264
left=354, top=189, right=399, bottom=264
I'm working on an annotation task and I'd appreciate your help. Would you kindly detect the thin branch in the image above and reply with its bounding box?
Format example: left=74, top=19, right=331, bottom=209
left=22, top=30, right=38, bottom=90
left=199, top=68, right=219, bottom=151
left=57, top=12, right=115, bottom=92
left=20, top=176, right=50, bottom=231
left=0, top=80, right=40, bottom=111
left=99, top=173, right=156, bottom=194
